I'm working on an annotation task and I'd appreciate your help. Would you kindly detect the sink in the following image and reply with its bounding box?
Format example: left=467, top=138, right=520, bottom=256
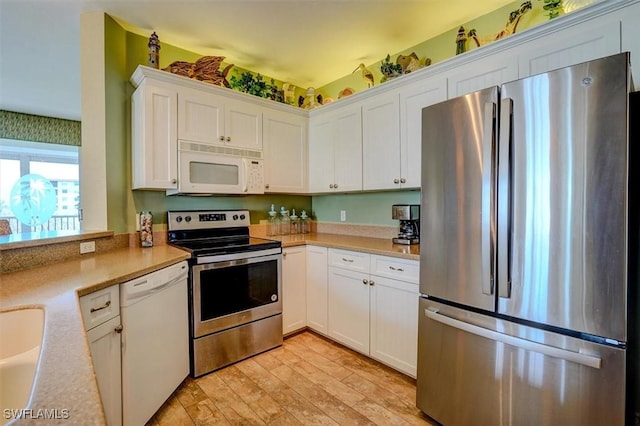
left=0, top=308, right=44, bottom=423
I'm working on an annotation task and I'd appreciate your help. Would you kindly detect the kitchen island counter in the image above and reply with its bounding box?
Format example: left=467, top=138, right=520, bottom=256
left=0, top=245, right=189, bottom=425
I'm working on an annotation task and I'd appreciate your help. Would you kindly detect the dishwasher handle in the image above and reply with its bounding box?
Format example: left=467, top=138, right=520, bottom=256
left=121, top=263, right=188, bottom=306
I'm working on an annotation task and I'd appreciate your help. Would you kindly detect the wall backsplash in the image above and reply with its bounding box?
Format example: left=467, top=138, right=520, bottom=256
left=131, top=191, right=312, bottom=228
left=312, top=190, right=420, bottom=226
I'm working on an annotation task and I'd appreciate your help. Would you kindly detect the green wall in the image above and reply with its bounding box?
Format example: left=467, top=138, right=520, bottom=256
left=317, top=1, right=574, bottom=99
left=101, top=1, right=595, bottom=232
left=312, top=190, right=420, bottom=226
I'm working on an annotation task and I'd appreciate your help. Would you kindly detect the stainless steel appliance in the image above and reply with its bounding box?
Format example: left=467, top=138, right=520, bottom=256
left=392, top=204, right=420, bottom=245
left=168, top=209, right=282, bottom=377
left=417, top=53, right=637, bottom=425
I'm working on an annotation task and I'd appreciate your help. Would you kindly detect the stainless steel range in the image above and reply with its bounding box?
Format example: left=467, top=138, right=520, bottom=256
left=168, top=209, right=282, bottom=377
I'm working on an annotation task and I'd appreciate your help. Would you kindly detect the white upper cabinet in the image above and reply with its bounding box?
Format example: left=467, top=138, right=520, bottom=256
left=178, top=86, right=263, bottom=150
left=621, top=2, right=640, bottom=85
left=177, top=87, right=223, bottom=144
left=308, top=103, right=362, bottom=193
left=447, top=51, right=520, bottom=97
left=362, top=92, right=401, bottom=190
left=399, top=76, right=447, bottom=189
left=263, top=109, right=307, bottom=193
left=518, top=20, right=621, bottom=79
left=131, top=82, right=178, bottom=190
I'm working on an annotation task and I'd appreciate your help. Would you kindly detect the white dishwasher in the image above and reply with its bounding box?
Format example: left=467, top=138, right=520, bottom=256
left=120, top=261, right=189, bottom=426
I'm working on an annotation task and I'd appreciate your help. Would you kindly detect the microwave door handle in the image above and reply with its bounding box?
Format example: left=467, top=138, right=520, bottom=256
left=241, top=158, right=249, bottom=193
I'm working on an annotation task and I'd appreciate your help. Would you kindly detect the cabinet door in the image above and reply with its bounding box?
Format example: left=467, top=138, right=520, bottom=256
left=622, top=2, right=640, bottom=87
left=178, top=87, right=223, bottom=144
left=225, top=98, right=263, bottom=150
left=306, top=245, right=328, bottom=335
left=131, top=83, right=178, bottom=190
left=263, top=110, right=308, bottom=193
left=282, top=246, right=307, bottom=335
left=400, top=76, right=447, bottom=188
left=328, top=266, right=370, bottom=354
left=362, top=92, right=401, bottom=190
left=87, top=316, right=122, bottom=426
left=447, top=52, right=519, bottom=97
left=308, top=114, right=335, bottom=192
left=519, top=20, right=621, bottom=78
left=369, top=276, right=419, bottom=377
left=333, top=105, right=363, bottom=192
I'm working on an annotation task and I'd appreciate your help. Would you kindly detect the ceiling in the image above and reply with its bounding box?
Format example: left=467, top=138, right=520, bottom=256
left=0, top=0, right=518, bottom=120
left=81, top=0, right=516, bottom=88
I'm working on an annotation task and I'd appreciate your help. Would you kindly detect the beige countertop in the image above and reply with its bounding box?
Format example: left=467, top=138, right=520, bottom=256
left=263, top=232, right=420, bottom=260
left=0, top=232, right=416, bottom=424
left=0, top=245, right=189, bottom=425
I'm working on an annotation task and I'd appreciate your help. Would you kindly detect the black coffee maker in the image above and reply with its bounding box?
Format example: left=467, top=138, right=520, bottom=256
left=392, top=204, right=420, bottom=245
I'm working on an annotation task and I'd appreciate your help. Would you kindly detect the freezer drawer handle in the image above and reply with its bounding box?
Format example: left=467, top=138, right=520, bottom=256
left=424, top=308, right=602, bottom=369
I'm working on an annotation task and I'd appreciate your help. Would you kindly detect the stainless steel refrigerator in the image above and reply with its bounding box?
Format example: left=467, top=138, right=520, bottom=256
left=417, top=52, right=637, bottom=425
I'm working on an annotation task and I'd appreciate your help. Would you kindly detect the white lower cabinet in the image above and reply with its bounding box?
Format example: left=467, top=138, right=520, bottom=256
left=328, top=266, right=371, bottom=354
left=369, top=275, right=419, bottom=377
left=326, top=248, right=419, bottom=377
left=80, top=286, right=122, bottom=426
left=282, top=246, right=307, bottom=335
left=306, top=245, right=328, bottom=335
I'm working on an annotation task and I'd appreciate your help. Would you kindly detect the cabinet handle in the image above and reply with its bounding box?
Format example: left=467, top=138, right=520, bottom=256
left=329, top=184, right=334, bottom=189
left=114, top=324, right=123, bottom=334
left=90, top=300, right=111, bottom=313
left=219, top=136, right=225, bottom=141
left=389, top=266, right=404, bottom=272
left=369, top=280, right=375, bottom=286
left=400, top=178, right=406, bottom=184
left=334, top=184, right=339, bottom=189
left=265, top=184, right=270, bottom=189
left=226, top=136, right=231, bottom=142
left=394, top=178, right=400, bottom=184
left=171, top=179, right=177, bottom=184
left=283, top=251, right=287, bottom=257
left=342, top=257, right=354, bottom=263
left=362, top=279, right=369, bottom=285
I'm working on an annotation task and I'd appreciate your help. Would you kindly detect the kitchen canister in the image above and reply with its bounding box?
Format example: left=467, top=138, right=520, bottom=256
left=140, top=211, right=153, bottom=247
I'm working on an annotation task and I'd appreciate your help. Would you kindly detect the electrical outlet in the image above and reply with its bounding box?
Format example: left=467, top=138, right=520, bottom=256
left=80, top=241, right=96, bottom=254
left=340, top=210, right=346, bottom=222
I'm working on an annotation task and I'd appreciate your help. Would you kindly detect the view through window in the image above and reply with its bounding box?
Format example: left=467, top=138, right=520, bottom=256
left=0, top=139, right=80, bottom=235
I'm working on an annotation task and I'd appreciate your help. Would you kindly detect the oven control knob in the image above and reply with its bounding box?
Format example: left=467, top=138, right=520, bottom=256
left=176, top=216, right=183, bottom=223
left=239, top=214, right=246, bottom=220
left=185, top=216, right=192, bottom=222
left=233, top=214, right=239, bottom=220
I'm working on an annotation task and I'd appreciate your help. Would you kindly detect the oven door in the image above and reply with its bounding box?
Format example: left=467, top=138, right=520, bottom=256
left=192, top=252, right=282, bottom=337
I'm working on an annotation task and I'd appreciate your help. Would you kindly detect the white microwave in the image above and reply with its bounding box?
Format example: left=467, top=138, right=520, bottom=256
left=168, top=141, right=264, bottom=195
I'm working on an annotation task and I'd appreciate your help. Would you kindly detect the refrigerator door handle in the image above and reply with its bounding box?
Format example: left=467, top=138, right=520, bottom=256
left=497, top=97, right=513, bottom=298
left=481, top=102, right=496, bottom=296
left=424, top=308, right=602, bottom=369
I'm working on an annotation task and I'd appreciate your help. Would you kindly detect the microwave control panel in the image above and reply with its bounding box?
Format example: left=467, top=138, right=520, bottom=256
left=246, top=159, right=264, bottom=194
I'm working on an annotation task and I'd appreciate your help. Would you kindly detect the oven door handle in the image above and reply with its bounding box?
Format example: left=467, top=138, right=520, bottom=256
left=193, top=252, right=282, bottom=270
left=195, top=248, right=282, bottom=265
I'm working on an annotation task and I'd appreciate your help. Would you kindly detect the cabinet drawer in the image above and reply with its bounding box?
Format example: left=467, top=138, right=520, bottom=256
left=328, top=249, right=370, bottom=273
left=370, top=255, right=419, bottom=284
left=80, top=285, right=120, bottom=331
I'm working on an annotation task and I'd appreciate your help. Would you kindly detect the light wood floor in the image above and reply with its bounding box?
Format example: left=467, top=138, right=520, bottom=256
left=146, top=330, right=437, bottom=425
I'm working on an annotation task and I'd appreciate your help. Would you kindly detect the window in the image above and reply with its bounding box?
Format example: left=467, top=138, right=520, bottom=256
left=0, top=139, right=80, bottom=234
